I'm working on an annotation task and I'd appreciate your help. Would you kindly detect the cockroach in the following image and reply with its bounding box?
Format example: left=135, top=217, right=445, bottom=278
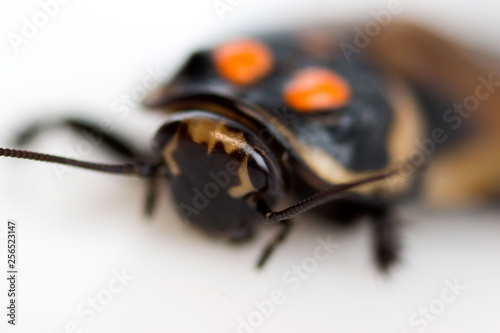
left=2, top=22, right=499, bottom=270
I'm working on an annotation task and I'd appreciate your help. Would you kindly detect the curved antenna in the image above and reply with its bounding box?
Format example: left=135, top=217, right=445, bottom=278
left=258, top=167, right=407, bottom=223
left=0, top=147, right=165, bottom=177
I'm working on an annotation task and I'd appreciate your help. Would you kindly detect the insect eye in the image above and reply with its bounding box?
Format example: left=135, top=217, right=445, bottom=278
left=246, top=151, right=271, bottom=193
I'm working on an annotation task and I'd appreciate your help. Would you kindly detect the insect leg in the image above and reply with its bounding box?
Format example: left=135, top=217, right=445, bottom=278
left=256, top=220, right=294, bottom=269
left=144, top=176, right=162, bottom=217
left=15, top=117, right=143, bottom=160
left=14, top=117, right=165, bottom=217
left=371, top=207, right=401, bottom=272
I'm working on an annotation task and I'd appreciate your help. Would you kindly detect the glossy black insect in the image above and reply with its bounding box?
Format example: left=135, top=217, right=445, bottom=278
left=2, top=22, right=500, bottom=270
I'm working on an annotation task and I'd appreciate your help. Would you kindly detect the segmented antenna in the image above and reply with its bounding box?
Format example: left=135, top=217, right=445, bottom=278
left=260, top=168, right=402, bottom=222
left=0, top=147, right=162, bottom=177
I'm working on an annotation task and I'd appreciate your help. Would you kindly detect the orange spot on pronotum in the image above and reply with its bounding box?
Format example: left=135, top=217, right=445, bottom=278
left=213, top=39, right=273, bottom=85
left=284, top=68, right=352, bottom=112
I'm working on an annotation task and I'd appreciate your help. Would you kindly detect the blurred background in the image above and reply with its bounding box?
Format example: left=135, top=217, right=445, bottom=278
left=1, top=0, right=500, bottom=332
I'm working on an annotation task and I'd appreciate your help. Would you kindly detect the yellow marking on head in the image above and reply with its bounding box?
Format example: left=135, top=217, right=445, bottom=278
left=163, top=130, right=181, bottom=176
left=185, top=118, right=251, bottom=155
left=186, top=118, right=257, bottom=198
left=228, top=155, right=256, bottom=198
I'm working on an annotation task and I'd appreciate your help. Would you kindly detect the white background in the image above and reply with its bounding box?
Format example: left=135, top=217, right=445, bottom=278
left=1, top=0, right=500, bottom=332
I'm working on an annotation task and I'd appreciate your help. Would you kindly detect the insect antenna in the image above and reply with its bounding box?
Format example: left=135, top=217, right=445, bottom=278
left=257, top=166, right=410, bottom=223
left=0, top=147, right=166, bottom=178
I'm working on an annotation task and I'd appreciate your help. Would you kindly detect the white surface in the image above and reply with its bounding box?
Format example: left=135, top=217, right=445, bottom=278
left=1, top=0, right=500, bottom=332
